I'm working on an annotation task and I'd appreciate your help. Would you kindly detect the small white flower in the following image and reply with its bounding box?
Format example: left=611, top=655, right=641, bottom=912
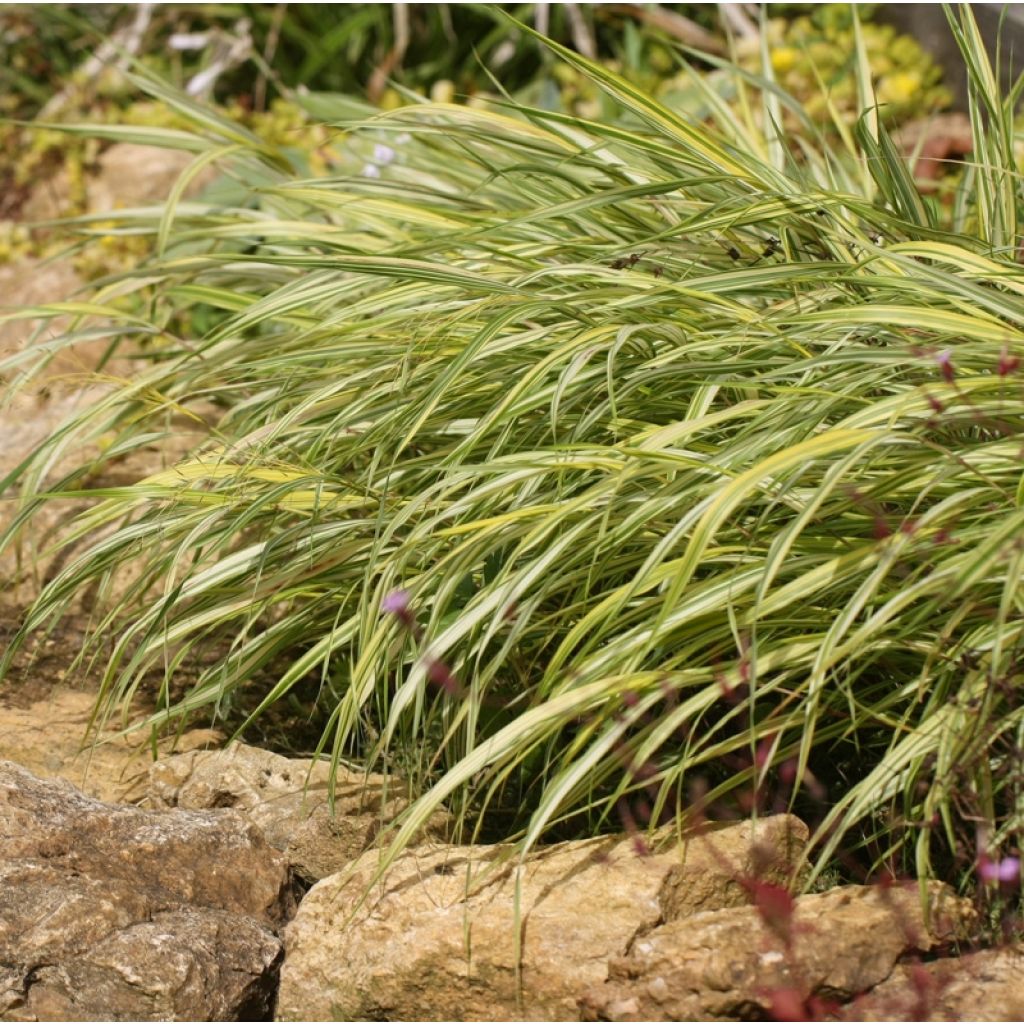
left=169, top=31, right=210, bottom=51
left=362, top=163, right=381, bottom=179
left=372, top=143, right=396, bottom=166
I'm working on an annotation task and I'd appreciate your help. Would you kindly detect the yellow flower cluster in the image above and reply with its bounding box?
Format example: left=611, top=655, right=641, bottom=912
left=378, top=11, right=952, bottom=129
left=749, top=14, right=950, bottom=124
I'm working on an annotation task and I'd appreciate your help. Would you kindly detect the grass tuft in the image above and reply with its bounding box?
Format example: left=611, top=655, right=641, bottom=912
left=3, top=10, right=1024, bottom=895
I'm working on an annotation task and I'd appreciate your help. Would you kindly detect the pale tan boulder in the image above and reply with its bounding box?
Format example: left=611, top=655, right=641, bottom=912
left=0, top=760, right=294, bottom=1021
left=21, top=142, right=215, bottom=223
left=836, top=945, right=1024, bottom=1022
left=0, top=688, right=220, bottom=804
left=579, top=882, right=976, bottom=1021
left=1, top=899, right=282, bottom=1023
left=148, top=741, right=451, bottom=883
left=276, top=814, right=807, bottom=1021
left=0, top=759, right=295, bottom=923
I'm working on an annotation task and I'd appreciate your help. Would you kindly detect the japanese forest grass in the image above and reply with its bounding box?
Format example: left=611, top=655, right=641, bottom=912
left=3, top=14, right=1024, bottom=892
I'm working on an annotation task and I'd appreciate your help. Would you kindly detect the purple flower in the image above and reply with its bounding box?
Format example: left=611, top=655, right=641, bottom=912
left=935, top=349, right=955, bottom=383
left=978, top=855, right=1020, bottom=884
left=381, top=589, right=411, bottom=615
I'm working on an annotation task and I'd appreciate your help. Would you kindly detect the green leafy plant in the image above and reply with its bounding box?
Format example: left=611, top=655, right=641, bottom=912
left=2, top=6, right=1022, bottom=899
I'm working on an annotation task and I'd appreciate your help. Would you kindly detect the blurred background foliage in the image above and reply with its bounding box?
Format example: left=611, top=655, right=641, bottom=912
left=0, top=3, right=951, bottom=242
left=0, top=3, right=952, bottom=125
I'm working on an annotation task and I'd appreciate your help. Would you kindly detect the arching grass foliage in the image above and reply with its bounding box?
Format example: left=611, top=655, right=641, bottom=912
left=3, top=7, right=1023, bottom=891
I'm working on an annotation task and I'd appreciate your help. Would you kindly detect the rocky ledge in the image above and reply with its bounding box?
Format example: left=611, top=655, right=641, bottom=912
left=0, top=760, right=291, bottom=1021
left=0, top=696, right=1021, bottom=1021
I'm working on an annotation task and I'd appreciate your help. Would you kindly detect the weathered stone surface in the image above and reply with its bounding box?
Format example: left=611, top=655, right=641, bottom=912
left=276, top=814, right=807, bottom=1022
left=0, top=761, right=294, bottom=1021
left=578, top=882, right=976, bottom=1022
left=1, top=903, right=281, bottom=1023
left=0, top=689, right=221, bottom=803
left=148, top=741, right=450, bottom=883
left=836, top=945, right=1024, bottom=1022
left=0, top=258, right=83, bottom=363
left=22, top=143, right=215, bottom=223
left=1, top=759, right=294, bottom=921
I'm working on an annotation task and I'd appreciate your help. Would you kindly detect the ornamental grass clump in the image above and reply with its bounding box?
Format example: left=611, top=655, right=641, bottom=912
left=2, top=8, right=1022, bottom=894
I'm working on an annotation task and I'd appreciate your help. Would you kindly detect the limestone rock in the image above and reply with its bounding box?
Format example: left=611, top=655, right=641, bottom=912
left=836, top=945, right=1024, bottom=1022
left=0, top=761, right=293, bottom=1021
left=0, top=689, right=220, bottom=804
left=578, top=882, right=976, bottom=1022
left=1, top=901, right=281, bottom=1023
left=0, top=257, right=83, bottom=362
left=148, top=741, right=450, bottom=883
left=276, top=814, right=807, bottom=1022
left=22, top=143, right=215, bottom=223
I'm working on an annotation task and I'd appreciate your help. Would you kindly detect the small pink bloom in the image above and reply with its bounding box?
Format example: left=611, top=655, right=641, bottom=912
left=751, top=881, right=796, bottom=943
left=381, top=589, right=411, bottom=615
left=634, top=797, right=652, bottom=825
left=978, top=855, right=1020, bottom=884
left=766, top=988, right=809, bottom=1023
left=631, top=834, right=651, bottom=857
